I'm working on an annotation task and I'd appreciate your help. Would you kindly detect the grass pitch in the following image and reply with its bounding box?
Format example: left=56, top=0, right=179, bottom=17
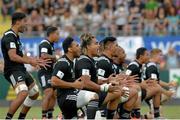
left=0, top=105, right=180, bottom=119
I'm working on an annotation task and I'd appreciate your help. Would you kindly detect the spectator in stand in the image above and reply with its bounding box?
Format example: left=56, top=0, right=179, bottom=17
left=166, top=47, right=180, bottom=69
left=73, top=11, right=87, bottom=32
left=125, top=6, right=143, bottom=35
left=27, top=9, right=44, bottom=36
left=60, top=8, right=76, bottom=36
left=163, top=0, right=175, bottom=12
left=167, top=6, right=179, bottom=35
left=114, top=3, right=129, bottom=35
left=54, top=0, right=69, bottom=16
left=103, top=0, right=117, bottom=36
left=1, top=0, right=15, bottom=22
left=155, top=7, right=168, bottom=35
left=70, top=0, right=83, bottom=17
left=40, top=0, right=54, bottom=15
left=143, top=9, right=156, bottom=35
left=88, top=3, right=103, bottom=35
left=83, top=0, right=94, bottom=14
left=44, top=7, right=58, bottom=27
left=129, top=0, right=145, bottom=14
left=145, top=0, right=159, bottom=14
left=26, top=0, right=41, bottom=14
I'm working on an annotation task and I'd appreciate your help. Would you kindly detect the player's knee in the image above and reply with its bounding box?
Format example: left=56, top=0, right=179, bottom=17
left=15, top=83, right=28, bottom=96
left=29, top=92, right=39, bottom=100
left=129, top=88, right=138, bottom=98
left=28, top=84, right=39, bottom=99
left=132, top=84, right=141, bottom=91
left=44, top=88, right=54, bottom=98
left=112, top=89, right=122, bottom=98
left=94, top=93, right=99, bottom=100
left=23, top=96, right=36, bottom=107
left=154, top=85, right=162, bottom=94
left=87, top=92, right=99, bottom=101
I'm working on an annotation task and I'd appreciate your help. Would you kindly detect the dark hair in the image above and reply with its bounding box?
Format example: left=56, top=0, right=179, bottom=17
left=136, top=47, right=147, bottom=59
left=12, top=12, right=26, bottom=25
left=46, top=26, right=58, bottom=37
left=102, top=36, right=116, bottom=48
left=63, top=37, right=74, bottom=53
left=156, top=6, right=167, bottom=18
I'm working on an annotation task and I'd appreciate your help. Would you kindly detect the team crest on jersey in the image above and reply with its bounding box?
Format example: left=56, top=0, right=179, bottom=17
left=98, top=69, right=105, bottom=76
left=10, top=42, right=16, bottom=48
left=82, top=69, right=90, bottom=76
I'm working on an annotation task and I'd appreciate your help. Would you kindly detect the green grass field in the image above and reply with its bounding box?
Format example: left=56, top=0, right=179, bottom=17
left=0, top=105, right=180, bottom=119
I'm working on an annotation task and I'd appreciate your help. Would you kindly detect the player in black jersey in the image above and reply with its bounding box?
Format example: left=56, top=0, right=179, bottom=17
left=38, top=26, right=59, bottom=118
left=51, top=37, right=99, bottom=119
left=75, top=33, right=136, bottom=119
left=112, top=46, right=139, bottom=119
left=1, top=12, right=49, bottom=119
left=113, top=46, right=126, bottom=74
left=141, top=48, right=165, bottom=118
left=126, top=47, right=150, bottom=118
left=97, top=38, right=138, bottom=119
left=127, top=47, right=162, bottom=119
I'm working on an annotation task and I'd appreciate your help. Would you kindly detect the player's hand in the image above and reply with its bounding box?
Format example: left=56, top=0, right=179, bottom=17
left=108, top=74, right=118, bottom=84
left=169, top=81, right=178, bottom=87
left=29, top=57, right=51, bottom=70
left=125, top=75, right=138, bottom=86
left=108, top=84, right=120, bottom=92
left=80, top=75, right=91, bottom=81
left=73, top=78, right=84, bottom=89
left=146, top=78, right=157, bottom=86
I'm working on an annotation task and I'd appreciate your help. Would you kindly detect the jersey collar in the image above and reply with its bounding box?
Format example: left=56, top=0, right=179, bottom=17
left=102, top=54, right=113, bottom=63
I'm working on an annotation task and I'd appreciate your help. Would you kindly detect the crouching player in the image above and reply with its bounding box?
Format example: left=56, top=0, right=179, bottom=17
left=51, top=37, right=99, bottom=119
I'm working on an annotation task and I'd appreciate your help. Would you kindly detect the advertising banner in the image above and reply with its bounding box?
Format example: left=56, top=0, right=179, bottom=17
left=144, top=36, right=180, bottom=54
left=117, top=36, right=144, bottom=60
left=169, top=69, right=180, bottom=98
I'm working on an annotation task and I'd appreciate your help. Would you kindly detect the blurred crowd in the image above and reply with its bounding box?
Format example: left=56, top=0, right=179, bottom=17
left=0, top=45, right=180, bottom=72
left=1, top=0, right=180, bottom=37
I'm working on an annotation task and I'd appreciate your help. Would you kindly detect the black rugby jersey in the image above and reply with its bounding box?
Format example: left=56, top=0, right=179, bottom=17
left=142, top=62, right=160, bottom=81
left=38, top=39, right=55, bottom=73
left=114, top=64, right=124, bottom=74
left=126, top=60, right=142, bottom=83
left=97, top=55, right=116, bottom=78
left=1, top=29, right=26, bottom=73
left=52, top=55, right=75, bottom=96
left=75, top=55, right=98, bottom=84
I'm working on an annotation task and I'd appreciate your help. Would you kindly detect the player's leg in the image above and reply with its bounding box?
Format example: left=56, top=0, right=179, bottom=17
left=118, top=87, right=138, bottom=119
left=144, top=84, right=162, bottom=118
left=5, top=71, right=28, bottom=119
left=37, top=73, right=54, bottom=118
left=102, top=90, right=122, bottom=119
left=152, top=85, right=161, bottom=118
left=18, top=72, right=39, bottom=119
left=41, top=88, right=53, bottom=118
left=57, top=92, right=78, bottom=119
left=47, top=89, right=56, bottom=119
left=131, top=83, right=142, bottom=118
left=76, top=90, right=99, bottom=119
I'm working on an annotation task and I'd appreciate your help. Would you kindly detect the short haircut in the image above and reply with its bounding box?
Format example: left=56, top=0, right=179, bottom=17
left=63, top=37, right=74, bottom=53
left=102, top=37, right=116, bottom=48
left=136, top=47, right=147, bottom=59
left=150, top=48, right=162, bottom=57
left=12, top=12, right=26, bottom=25
left=80, top=33, right=95, bottom=48
left=46, top=26, right=58, bottom=37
